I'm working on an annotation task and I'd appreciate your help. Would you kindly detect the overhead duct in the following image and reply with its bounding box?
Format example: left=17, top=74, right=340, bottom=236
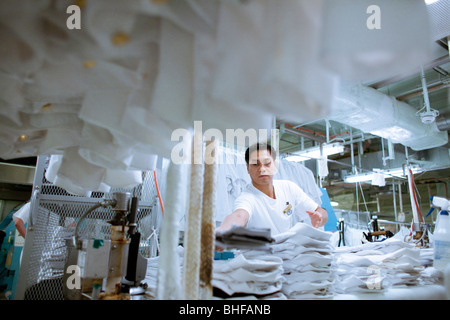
left=435, top=109, right=450, bottom=132
left=328, top=82, right=448, bottom=151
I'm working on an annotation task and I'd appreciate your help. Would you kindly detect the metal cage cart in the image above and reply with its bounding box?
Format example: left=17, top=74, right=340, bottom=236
left=15, top=156, right=162, bottom=300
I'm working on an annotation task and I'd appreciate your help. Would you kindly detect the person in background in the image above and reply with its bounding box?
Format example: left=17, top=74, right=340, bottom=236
left=13, top=201, right=31, bottom=238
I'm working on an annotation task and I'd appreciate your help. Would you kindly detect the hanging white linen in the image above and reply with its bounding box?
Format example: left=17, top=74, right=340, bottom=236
left=319, top=0, right=431, bottom=82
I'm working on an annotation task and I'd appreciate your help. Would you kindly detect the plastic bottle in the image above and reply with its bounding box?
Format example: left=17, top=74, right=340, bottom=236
left=434, top=210, right=450, bottom=271
left=431, top=196, right=450, bottom=211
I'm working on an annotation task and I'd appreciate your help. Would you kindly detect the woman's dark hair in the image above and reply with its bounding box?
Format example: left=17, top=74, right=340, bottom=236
left=245, top=143, right=277, bottom=164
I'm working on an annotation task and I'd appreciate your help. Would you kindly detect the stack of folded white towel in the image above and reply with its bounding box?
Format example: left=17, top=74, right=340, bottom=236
left=272, top=223, right=334, bottom=299
left=332, top=238, right=424, bottom=294
left=212, top=253, right=285, bottom=298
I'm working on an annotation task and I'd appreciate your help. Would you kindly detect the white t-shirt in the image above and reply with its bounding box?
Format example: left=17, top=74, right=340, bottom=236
left=233, top=180, right=319, bottom=235
left=13, top=202, right=31, bottom=224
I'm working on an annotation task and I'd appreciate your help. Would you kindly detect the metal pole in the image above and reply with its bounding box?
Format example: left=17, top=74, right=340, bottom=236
left=15, top=155, right=47, bottom=300
left=392, top=181, right=398, bottom=233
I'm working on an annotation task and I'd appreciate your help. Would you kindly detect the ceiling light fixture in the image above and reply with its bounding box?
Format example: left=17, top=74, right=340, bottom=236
left=344, top=166, right=423, bottom=183
left=285, top=143, right=345, bottom=162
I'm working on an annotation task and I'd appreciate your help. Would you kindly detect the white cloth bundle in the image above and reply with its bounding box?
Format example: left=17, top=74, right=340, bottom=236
left=0, top=72, right=25, bottom=125
left=212, top=253, right=285, bottom=297
left=272, top=222, right=334, bottom=299
left=45, top=150, right=143, bottom=196
left=0, top=0, right=431, bottom=197
left=210, top=0, right=336, bottom=124
left=319, top=0, right=431, bottom=82
left=332, top=238, right=424, bottom=293
left=0, top=0, right=307, bottom=202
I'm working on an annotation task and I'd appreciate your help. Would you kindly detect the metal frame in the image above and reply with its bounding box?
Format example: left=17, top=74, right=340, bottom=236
left=15, top=155, right=161, bottom=300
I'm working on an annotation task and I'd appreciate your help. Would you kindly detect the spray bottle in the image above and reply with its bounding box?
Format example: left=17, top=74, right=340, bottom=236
left=434, top=210, right=450, bottom=271
left=427, top=196, right=450, bottom=225
left=427, top=196, right=450, bottom=270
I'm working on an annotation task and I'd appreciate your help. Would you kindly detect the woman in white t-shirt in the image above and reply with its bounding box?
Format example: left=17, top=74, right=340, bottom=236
left=216, top=143, right=328, bottom=236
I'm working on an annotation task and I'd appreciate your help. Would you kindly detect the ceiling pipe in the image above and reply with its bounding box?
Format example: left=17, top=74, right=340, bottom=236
left=421, top=66, right=432, bottom=113
left=397, top=80, right=450, bottom=101
left=417, top=66, right=440, bottom=124
left=369, top=55, right=450, bottom=89
left=282, top=127, right=326, bottom=143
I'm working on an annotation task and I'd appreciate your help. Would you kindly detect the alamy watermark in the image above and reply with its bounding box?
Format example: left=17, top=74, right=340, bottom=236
left=367, top=5, right=381, bottom=30
left=170, top=121, right=278, bottom=165
left=65, top=4, right=382, bottom=30
left=66, top=5, right=81, bottom=30
left=366, top=265, right=382, bottom=290
left=65, top=265, right=81, bottom=290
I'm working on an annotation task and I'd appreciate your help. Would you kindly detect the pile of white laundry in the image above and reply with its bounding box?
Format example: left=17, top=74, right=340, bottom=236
left=144, top=246, right=286, bottom=299
left=332, top=238, right=424, bottom=294
left=272, top=223, right=334, bottom=299
left=212, top=253, right=285, bottom=298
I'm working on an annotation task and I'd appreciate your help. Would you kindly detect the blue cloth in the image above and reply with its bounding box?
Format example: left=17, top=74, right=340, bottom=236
left=320, top=188, right=337, bottom=232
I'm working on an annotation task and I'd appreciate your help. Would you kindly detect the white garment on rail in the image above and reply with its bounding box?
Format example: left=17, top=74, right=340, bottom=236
left=0, top=0, right=331, bottom=195
left=319, top=0, right=431, bottom=82
left=210, top=0, right=336, bottom=123
left=45, top=150, right=143, bottom=196
left=0, top=0, right=430, bottom=198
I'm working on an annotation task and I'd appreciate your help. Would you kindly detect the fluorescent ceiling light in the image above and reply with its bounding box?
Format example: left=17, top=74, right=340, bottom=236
left=344, top=166, right=423, bottom=183
left=424, top=0, right=439, bottom=5
left=285, top=143, right=344, bottom=162
left=284, top=155, right=309, bottom=162
left=330, top=201, right=339, bottom=207
left=344, top=172, right=375, bottom=183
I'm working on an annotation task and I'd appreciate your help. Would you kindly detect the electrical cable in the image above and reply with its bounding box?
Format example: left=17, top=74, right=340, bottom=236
left=410, top=169, right=424, bottom=222
left=153, top=170, right=164, bottom=216
left=414, top=182, right=424, bottom=221
left=73, top=199, right=116, bottom=249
